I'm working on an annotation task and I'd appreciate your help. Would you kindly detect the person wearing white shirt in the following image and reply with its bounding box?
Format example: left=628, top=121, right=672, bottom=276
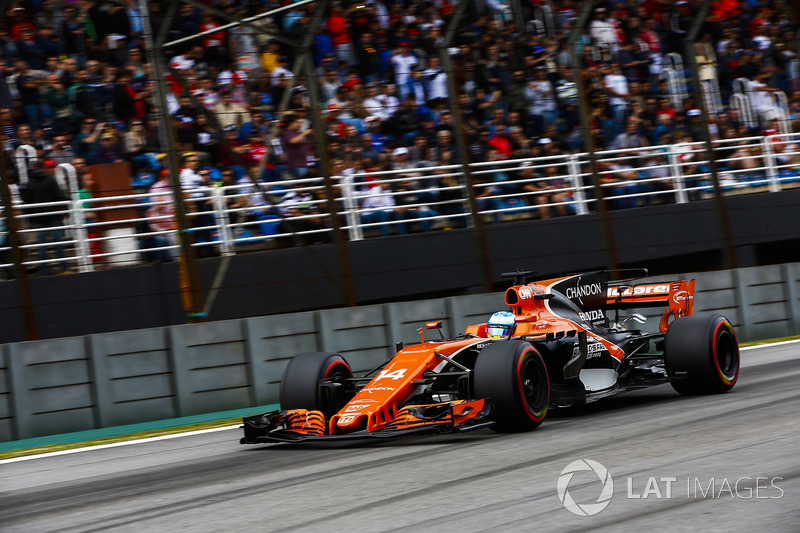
left=363, top=85, right=387, bottom=119
left=589, top=8, right=619, bottom=53
left=179, top=154, right=205, bottom=197
left=747, top=69, right=782, bottom=125
left=424, top=56, right=448, bottom=104
left=270, top=57, right=294, bottom=86
left=360, top=182, right=396, bottom=237
left=375, top=84, right=400, bottom=119
left=391, top=45, right=418, bottom=90
left=604, top=63, right=629, bottom=134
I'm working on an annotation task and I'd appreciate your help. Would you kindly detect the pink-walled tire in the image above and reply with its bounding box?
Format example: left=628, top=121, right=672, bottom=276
left=664, top=314, right=740, bottom=395
left=474, top=340, right=550, bottom=431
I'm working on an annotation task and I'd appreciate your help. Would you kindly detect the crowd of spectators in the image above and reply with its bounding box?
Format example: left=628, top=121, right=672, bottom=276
left=1, top=0, right=799, bottom=252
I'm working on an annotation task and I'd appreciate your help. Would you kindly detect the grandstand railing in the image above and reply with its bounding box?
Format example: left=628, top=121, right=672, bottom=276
left=2, top=133, right=799, bottom=274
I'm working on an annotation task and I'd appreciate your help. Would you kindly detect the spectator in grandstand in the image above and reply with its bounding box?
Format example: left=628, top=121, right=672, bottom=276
left=69, top=68, right=100, bottom=122
left=618, top=39, right=652, bottom=84
left=45, top=73, right=71, bottom=134
left=20, top=158, right=68, bottom=274
left=301, top=187, right=332, bottom=245
left=522, top=163, right=572, bottom=219
left=123, top=118, right=159, bottom=172
left=74, top=117, right=104, bottom=161
left=239, top=109, right=270, bottom=141
left=279, top=114, right=313, bottom=179
left=424, top=56, right=448, bottom=107
left=214, top=124, right=247, bottom=171
left=90, top=131, right=125, bottom=165
left=213, top=89, right=247, bottom=130
left=15, top=60, right=44, bottom=128
left=328, top=4, right=355, bottom=67
left=473, top=151, right=508, bottom=223
left=488, top=124, right=513, bottom=159
left=17, top=26, right=46, bottom=71
left=275, top=186, right=315, bottom=245
left=390, top=146, right=414, bottom=172
left=748, top=67, right=784, bottom=127
left=359, top=180, right=397, bottom=237
left=386, top=93, right=426, bottom=145
left=14, top=124, right=39, bottom=152
left=525, top=68, right=557, bottom=138
left=394, top=174, right=438, bottom=234
left=112, top=70, right=148, bottom=123
left=270, top=56, right=294, bottom=87
left=639, top=150, right=675, bottom=205
left=392, top=43, right=419, bottom=98
left=604, top=62, right=630, bottom=137
left=178, top=152, right=205, bottom=193
left=609, top=118, right=650, bottom=151
left=144, top=170, right=177, bottom=260
left=590, top=7, right=620, bottom=55
left=46, top=133, right=76, bottom=166
left=260, top=39, right=282, bottom=77
left=193, top=75, right=221, bottom=111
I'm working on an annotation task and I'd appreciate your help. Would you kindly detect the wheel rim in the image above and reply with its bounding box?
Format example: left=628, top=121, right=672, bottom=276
left=520, top=356, right=548, bottom=419
left=714, top=329, right=738, bottom=383
left=319, top=361, right=352, bottom=415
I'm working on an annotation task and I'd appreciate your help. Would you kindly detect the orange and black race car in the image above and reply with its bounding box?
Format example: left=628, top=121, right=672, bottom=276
left=241, top=269, right=739, bottom=444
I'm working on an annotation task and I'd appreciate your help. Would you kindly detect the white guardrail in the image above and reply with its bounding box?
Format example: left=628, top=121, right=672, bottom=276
left=2, top=132, right=800, bottom=273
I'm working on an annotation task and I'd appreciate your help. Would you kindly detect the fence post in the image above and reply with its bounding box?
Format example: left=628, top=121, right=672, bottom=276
left=667, top=145, right=689, bottom=203
left=211, top=187, right=234, bottom=255
left=762, top=135, right=782, bottom=192
left=340, top=174, right=364, bottom=241
left=567, top=154, right=588, bottom=215
left=57, top=164, right=94, bottom=273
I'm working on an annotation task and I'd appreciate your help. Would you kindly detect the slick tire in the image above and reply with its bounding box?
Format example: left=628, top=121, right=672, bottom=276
left=280, top=352, right=354, bottom=417
left=664, top=314, right=739, bottom=395
left=473, top=340, right=550, bottom=432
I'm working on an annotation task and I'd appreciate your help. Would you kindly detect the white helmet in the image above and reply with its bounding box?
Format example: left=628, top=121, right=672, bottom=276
left=487, top=311, right=515, bottom=338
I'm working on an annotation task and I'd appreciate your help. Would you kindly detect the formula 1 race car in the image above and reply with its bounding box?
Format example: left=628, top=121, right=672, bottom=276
left=241, top=269, right=739, bottom=444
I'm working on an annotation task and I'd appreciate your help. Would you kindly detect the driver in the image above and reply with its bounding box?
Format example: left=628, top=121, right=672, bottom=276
left=487, top=311, right=516, bottom=338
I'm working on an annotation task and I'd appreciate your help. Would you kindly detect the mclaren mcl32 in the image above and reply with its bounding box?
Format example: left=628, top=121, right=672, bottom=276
left=241, top=269, right=739, bottom=444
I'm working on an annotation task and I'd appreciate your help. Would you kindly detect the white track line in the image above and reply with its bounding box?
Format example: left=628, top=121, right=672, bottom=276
left=2, top=339, right=798, bottom=465
left=0, top=425, right=240, bottom=465
left=740, top=338, right=800, bottom=350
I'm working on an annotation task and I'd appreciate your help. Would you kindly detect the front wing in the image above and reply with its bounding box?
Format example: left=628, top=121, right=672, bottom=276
left=241, top=399, right=494, bottom=444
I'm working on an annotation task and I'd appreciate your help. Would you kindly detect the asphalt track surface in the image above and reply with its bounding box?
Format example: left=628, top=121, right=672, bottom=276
left=2, top=342, right=799, bottom=533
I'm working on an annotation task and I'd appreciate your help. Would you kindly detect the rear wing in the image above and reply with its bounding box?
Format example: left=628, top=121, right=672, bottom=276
left=607, top=280, right=695, bottom=332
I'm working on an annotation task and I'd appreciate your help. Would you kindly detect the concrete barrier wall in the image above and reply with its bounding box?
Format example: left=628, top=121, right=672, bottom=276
left=2, top=264, right=799, bottom=443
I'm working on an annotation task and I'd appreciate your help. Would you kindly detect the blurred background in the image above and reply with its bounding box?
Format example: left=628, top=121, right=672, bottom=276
left=1, top=0, right=799, bottom=343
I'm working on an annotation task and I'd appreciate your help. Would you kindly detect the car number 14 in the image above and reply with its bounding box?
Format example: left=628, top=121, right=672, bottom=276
left=376, top=368, right=407, bottom=380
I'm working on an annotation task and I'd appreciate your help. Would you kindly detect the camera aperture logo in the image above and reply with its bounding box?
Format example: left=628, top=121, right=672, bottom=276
left=557, top=459, right=785, bottom=516
left=557, top=459, right=614, bottom=516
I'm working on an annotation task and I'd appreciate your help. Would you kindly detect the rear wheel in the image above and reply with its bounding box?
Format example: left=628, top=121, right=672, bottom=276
left=664, top=314, right=739, bottom=395
left=473, top=340, right=550, bottom=431
left=279, top=352, right=354, bottom=417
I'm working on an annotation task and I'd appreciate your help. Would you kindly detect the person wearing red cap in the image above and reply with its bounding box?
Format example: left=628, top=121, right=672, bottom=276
left=19, top=158, right=69, bottom=274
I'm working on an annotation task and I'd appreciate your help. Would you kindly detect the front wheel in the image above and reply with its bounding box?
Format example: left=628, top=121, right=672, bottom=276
left=664, top=314, right=739, bottom=395
left=279, top=352, right=354, bottom=417
left=473, top=340, right=550, bottom=431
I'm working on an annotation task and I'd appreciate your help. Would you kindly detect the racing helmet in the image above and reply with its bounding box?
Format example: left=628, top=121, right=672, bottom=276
left=487, top=311, right=516, bottom=338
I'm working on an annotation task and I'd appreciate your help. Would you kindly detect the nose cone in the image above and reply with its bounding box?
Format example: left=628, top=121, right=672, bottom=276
left=333, top=413, right=367, bottom=432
